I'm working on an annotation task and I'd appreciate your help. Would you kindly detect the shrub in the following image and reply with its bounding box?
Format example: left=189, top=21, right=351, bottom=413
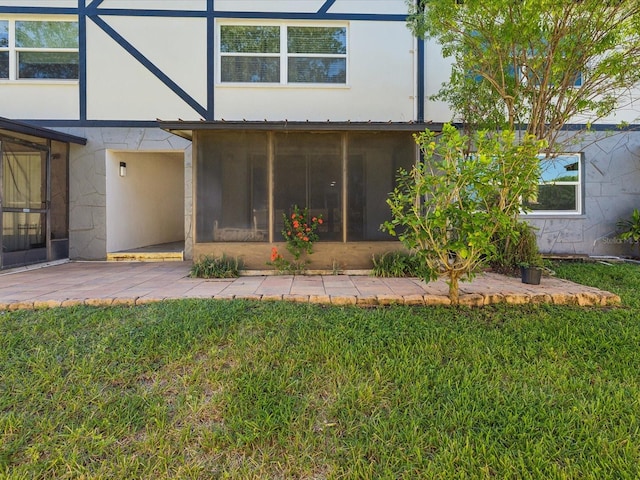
left=267, top=205, right=323, bottom=273
left=490, top=221, right=542, bottom=275
left=282, top=205, right=323, bottom=260
left=617, top=208, right=640, bottom=257
left=190, top=255, right=243, bottom=278
left=383, top=125, right=545, bottom=304
left=371, top=251, right=426, bottom=278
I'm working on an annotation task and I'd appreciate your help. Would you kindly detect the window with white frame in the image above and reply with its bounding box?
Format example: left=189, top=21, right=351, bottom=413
left=0, top=19, right=78, bottom=81
left=523, top=154, right=582, bottom=214
left=0, top=21, right=8, bottom=79
left=219, top=24, right=347, bottom=84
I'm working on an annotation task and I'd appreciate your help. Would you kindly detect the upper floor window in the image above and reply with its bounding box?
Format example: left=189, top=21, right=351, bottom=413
left=523, top=154, right=582, bottom=215
left=219, top=24, right=347, bottom=85
left=0, top=21, right=9, bottom=79
left=0, top=20, right=78, bottom=81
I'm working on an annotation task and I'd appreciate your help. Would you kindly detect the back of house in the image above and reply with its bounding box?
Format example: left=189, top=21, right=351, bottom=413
left=0, top=0, right=637, bottom=269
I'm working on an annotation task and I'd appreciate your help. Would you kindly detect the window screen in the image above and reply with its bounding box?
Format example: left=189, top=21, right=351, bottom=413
left=288, top=27, right=346, bottom=83
left=0, top=21, right=8, bottom=79
left=220, top=26, right=280, bottom=83
left=219, top=24, right=347, bottom=84
left=15, top=21, right=78, bottom=79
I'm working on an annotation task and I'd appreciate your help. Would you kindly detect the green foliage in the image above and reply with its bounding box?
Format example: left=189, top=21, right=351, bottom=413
left=267, top=247, right=307, bottom=275
left=491, top=221, right=543, bottom=274
left=408, top=0, right=640, bottom=148
left=371, top=250, right=427, bottom=278
left=281, top=205, right=323, bottom=260
left=553, top=260, right=640, bottom=307
left=190, top=254, right=243, bottom=278
left=383, top=124, right=544, bottom=303
left=2, top=262, right=640, bottom=478
left=617, top=209, right=640, bottom=256
left=268, top=205, right=323, bottom=273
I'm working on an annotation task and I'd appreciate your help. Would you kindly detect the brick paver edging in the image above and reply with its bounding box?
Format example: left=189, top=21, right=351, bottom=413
left=0, top=290, right=621, bottom=311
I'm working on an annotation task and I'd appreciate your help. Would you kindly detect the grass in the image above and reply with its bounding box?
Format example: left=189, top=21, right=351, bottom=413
left=1, top=262, right=639, bottom=478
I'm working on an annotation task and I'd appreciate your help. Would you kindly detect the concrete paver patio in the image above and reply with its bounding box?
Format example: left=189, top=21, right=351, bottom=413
left=0, top=261, right=620, bottom=310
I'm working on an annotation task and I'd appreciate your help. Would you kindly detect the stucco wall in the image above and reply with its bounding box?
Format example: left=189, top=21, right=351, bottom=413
left=214, top=20, right=416, bottom=122
left=105, top=150, right=184, bottom=253
left=61, top=127, right=192, bottom=260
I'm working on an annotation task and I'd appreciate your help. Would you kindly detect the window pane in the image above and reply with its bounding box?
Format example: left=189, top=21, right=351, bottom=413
left=0, top=20, right=8, bottom=47
left=220, top=26, right=280, bottom=53
left=18, top=52, right=78, bottom=79
left=525, top=184, right=577, bottom=212
left=0, top=52, right=8, bottom=79
left=221, top=56, right=279, bottom=83
left=16, top=21, right=78, bottom=48
left=288, top=27, right=346, bottom=54
left=196, top=132, right=268, bottom=243
left=274, top=133, right=342, bottom=241
left=348, top=132, right=415, bottom=241
left=288, top=57, right=346, bottom=83
left=540, top=155, right=579, bottom=183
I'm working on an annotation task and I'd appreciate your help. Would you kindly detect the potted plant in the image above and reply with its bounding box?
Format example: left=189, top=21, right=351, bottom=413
left=518, top=259, right=544, bottom=285
left=510, top=221, right=544, bottom=285
left=617, top=208, right=640, bottom=258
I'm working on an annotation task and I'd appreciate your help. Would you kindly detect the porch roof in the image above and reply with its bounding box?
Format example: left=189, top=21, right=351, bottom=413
left=0, top=117, right=87, bottom=145
left=158, top=119, right=441, bottom=141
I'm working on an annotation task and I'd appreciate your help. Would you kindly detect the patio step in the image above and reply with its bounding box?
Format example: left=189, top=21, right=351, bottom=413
left=107, top=251, right=184, bottom=262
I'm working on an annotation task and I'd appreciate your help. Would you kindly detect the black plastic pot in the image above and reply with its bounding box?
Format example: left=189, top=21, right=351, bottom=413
left=520, top=266, right=542, bottom=285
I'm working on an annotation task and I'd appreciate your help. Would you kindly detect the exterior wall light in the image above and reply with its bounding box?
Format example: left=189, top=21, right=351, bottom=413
left=119, top=162, right=127, bottom=177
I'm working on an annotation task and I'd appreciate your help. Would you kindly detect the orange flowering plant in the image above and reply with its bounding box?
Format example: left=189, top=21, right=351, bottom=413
left=282, top=205, right=323, bottom=260
left=267, top=205, right=323, bottom=273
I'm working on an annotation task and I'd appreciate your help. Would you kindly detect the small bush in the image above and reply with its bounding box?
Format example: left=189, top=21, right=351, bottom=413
left=491, top=221, right=542, bottom=275
left=190, top=255, right=243, bottom=278
left=371, top=251, right=426, bottom=278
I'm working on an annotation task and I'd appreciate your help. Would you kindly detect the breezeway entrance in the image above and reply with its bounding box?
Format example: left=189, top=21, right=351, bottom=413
left=105, top=150, right=184, bottom=260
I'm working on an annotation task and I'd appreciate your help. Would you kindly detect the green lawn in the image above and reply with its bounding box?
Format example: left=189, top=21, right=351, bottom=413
left=1, top=262, right=639, bottom=479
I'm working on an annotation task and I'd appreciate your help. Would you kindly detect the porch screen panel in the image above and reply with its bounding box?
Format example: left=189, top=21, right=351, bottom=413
left=347, top=132, right=415, bottom=240
left=1, top=142, right=47, bottom=252
left=2, top=143, right=46, bottom=210
left=50, top=141, right=69, bottom=241
left=274, top=132, right=342, bottom=241
left=196, top=131, right=268, bottom=242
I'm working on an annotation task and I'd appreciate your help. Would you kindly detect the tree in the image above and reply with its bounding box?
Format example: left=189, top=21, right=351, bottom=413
left=407, top=0, right=640, bottom=149
left=383, top=125, right=545, bottom=304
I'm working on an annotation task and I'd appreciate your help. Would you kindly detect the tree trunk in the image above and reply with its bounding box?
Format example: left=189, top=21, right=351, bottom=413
left=448, top=274, right=460, bottom=305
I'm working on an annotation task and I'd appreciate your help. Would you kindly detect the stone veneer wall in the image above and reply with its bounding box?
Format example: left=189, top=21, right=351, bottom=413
left=55, top=127, right=640, bottom=260
left=527, top=130, right=640, bottom=257
left=60, top=127, right=192, bottom=260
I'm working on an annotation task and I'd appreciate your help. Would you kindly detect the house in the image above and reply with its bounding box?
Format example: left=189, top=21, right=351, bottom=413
left=0, top=0, right=638, bottom=270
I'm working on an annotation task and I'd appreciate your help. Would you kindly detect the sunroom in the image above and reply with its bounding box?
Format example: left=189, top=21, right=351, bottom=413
left=0, top=117, right=86, bottom=269
left=162, top=121, right=434, bottom=270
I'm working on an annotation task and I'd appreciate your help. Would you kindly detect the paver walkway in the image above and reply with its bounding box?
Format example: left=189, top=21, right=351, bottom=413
left=0, top=261, right=620, bottom=310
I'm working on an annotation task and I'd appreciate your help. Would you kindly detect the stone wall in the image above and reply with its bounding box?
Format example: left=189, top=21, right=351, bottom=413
left=527, top=130, right=640, bottom=257
left=56, top=127, right=640, bottom=261
left=61, top=127, right=192, bottom=260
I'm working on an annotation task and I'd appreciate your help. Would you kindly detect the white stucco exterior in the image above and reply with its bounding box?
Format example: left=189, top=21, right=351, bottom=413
left=214, top=20, right=416, bottom=122
left=0, top=0, right=637, bottom=263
